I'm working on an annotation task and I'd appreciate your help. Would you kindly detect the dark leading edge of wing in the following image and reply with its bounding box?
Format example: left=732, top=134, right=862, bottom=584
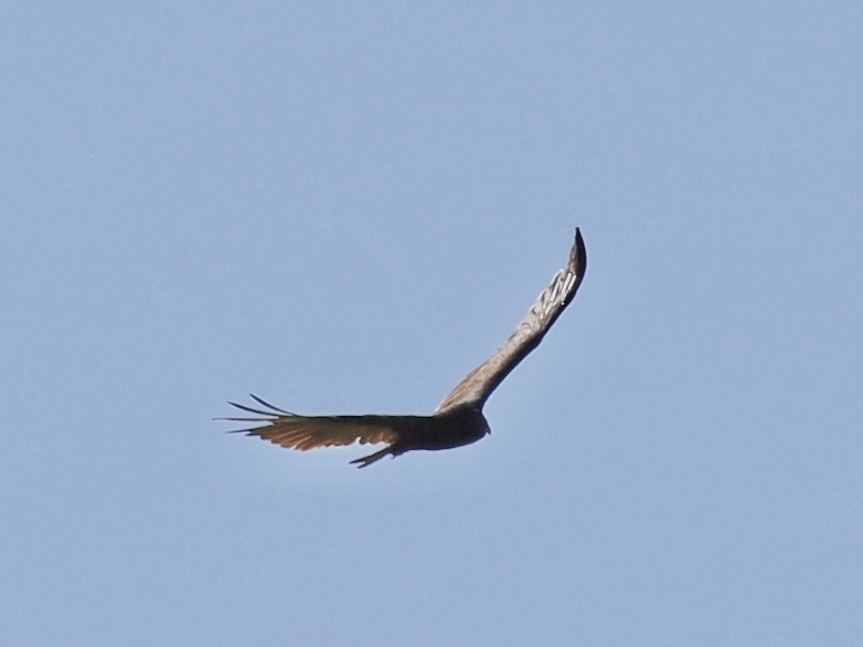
left=435, top=228, right=586, bottom=413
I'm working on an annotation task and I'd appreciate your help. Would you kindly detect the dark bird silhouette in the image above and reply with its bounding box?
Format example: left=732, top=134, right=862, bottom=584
left=221, top=229, right=587, bottom=468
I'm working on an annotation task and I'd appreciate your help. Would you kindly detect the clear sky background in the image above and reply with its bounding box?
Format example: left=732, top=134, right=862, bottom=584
left=2, top=3, right=861, bottom=646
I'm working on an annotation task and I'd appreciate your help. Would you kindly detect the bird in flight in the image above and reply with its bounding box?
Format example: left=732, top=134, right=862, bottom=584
left=221, top=229, right=587, bottom=468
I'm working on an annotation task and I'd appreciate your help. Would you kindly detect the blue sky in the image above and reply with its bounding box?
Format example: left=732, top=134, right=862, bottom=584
left=2, top=3, right=861, bottom=645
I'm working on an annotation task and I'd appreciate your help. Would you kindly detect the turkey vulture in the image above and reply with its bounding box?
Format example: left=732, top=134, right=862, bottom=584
left=221, top=229, right=587, bottom=468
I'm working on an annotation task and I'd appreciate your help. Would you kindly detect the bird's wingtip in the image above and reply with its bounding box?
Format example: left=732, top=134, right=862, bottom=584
left=570, top=227, right=586, bottom=273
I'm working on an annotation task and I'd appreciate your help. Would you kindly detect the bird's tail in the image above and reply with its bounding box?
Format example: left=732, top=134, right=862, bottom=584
left=349, top=446, right=394, bottom=469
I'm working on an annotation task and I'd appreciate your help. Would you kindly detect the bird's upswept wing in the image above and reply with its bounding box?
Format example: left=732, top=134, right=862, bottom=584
left=435, top=228, right=587, bottom=413
left=220, top=394, right=414, bottom=451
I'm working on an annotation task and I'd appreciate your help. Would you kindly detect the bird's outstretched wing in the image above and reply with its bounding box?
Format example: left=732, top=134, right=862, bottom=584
left=435, top=228, right=587, bottom=413
left=220, top=394, right=412, bottom=451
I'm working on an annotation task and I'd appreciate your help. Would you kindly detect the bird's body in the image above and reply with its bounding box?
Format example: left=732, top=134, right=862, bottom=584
left=348, top=404, right=491, bottom=468
left=221, top=229, right=586, bottom=468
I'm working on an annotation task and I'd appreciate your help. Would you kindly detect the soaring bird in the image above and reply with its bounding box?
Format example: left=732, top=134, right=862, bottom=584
left=221, top=229, right=587, bottom=468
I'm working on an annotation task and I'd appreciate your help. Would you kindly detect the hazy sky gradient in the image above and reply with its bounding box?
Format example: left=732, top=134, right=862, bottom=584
left=2, top=3, right=861, bottom=645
